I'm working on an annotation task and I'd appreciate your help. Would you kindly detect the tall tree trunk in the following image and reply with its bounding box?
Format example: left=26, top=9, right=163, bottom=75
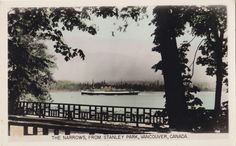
left=214, top=30, right=224, bottom=118
left=8, top=88, right=19, bottom=115
left=215, top=64, right=223, bottom=115
left=155, top=9, right=188, bottom=130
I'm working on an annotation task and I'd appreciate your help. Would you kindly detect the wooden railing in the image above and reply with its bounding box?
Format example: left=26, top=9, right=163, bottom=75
left=9, top=101, right=228, bottom=135
left=14, top=101, right=169, bottom=127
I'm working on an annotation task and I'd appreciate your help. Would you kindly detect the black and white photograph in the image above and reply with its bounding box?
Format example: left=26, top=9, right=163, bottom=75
left=0, top=0, right=235, bottom=145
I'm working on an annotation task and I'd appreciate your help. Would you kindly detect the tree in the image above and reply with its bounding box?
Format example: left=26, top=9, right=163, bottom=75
left=8, top=36, right=55, bottom=114
left=8, top=7, right=97, bottom=114
left=151, top=6, right=191, bottom=130
left=189, top=6, right=228, bottom=117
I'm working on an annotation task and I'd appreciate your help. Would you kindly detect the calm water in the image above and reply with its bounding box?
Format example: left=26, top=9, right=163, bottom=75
left=50, top=91, right=227, bottom=110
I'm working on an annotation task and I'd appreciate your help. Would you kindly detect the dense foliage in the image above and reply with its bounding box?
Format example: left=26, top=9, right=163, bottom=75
left=189, top=6, right=228, bottom=114
left=8, top=36, right=56, bottom=113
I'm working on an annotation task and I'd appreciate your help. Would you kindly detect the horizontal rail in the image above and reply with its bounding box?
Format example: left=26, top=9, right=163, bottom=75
left=16, top=101, right=165, bottom=110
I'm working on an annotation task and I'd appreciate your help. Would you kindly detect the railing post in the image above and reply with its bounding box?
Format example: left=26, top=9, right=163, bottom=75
left=65, top=129, right=70, bottom=135
left=136, top=108, right=139, bottom=127
left=33, top=126, right=37, bottom=135
left=100, top=106, right=103, bottom=124
left=73, top=105, right=75, bottom=119
left=63, top=104, right=65, bottom=118
left=112, top=107, right=114, bottom=121
left=149, top=108, right=151, bottom=124
left=130, top=108, right=133, bottom=122
left=48, top=103, right=51, bottom=117
left=67, top=104, right=70, bottom=120
left=106, top=106, right=109, bottom=121
left=54, top=129, right=59, bottom=135
left=8, top=123, right=10, bottom=136
left=39, top=103, right=42, bottom=118
left=23, top=125, right=28, bottom=135
left=89, top=105, right=91, bottom=119
left=78, top=105, right=81, bottom=119
left=24, top=102, right=27, bottom=115
left=35, top=103, right=38, bottom=115
left=43, top=127, right=48, bottom=135
left=124, top=108, right=126, bottom=122
left=57, top=104, right=60, bottom=117
left=67, top=105, right=73, bottom=120
left=43, top=103, right=46, bottom=118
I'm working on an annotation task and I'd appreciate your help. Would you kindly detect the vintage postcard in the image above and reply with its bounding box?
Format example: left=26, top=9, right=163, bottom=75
left=0, top=0, right=235, bottom=146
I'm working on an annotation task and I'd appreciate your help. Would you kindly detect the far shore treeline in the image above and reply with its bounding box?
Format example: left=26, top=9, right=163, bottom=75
left=50, top=80, right=214, bottom=92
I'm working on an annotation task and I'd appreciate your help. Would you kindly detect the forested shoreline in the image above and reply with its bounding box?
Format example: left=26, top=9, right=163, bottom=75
left=50, top=80, right=214, bottom=92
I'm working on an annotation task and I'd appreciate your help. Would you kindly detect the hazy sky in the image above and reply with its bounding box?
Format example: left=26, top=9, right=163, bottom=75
left=45, top=7, right=215, bottom=84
